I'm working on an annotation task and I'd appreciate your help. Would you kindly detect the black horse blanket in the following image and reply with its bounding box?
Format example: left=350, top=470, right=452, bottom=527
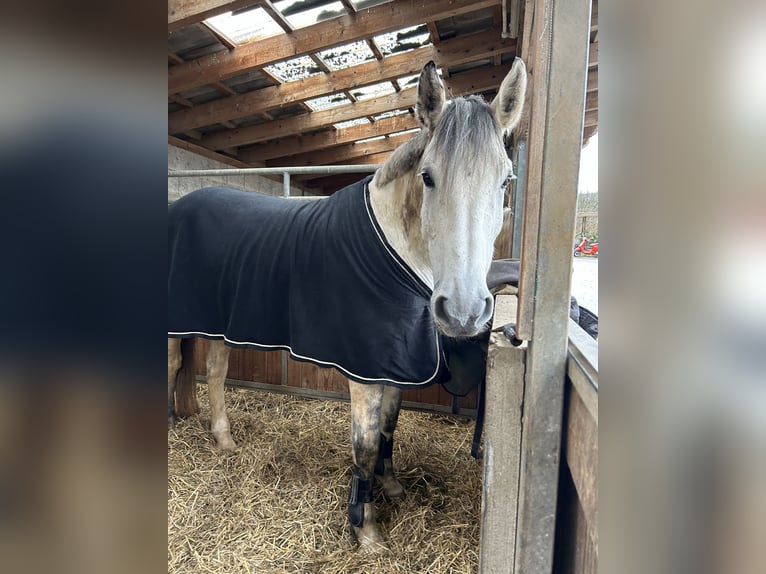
left=168, top=176, right=446, bottom=388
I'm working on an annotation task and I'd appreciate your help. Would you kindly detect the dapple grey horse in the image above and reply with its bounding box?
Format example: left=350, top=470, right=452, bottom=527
left=168, top=58, right=527, bottom=553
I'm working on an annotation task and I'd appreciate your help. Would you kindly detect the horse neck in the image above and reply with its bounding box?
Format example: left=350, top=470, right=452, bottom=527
left=368, top=168, right=433, bottom=289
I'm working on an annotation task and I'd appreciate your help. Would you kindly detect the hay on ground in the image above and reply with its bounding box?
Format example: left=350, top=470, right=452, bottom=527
left=168, top=386, right=483, bottom=573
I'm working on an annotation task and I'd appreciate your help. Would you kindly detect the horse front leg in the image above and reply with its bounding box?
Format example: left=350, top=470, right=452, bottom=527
left=348, top=380, right=387, bottom=554
left=376, top=385, right=404, bottom=498
left=167, top=338, right=182, bottom=428
left=206, top=340, right=236, bottom=450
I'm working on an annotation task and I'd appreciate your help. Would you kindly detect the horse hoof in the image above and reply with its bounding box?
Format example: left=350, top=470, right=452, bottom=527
left=217, top=438, right=238, bottom=451
left=379, top=476, right=405, bottom=498
left=353, top=529, right=389, bottom=555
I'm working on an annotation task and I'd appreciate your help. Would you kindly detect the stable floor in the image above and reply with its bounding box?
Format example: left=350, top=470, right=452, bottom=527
left=168, top=387, right=482, bottom=573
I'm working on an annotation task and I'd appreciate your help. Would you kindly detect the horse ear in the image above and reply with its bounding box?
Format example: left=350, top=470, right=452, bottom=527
left=491, top=57, right=527, bottom=132
left=416, top=61, right=445, bottom=134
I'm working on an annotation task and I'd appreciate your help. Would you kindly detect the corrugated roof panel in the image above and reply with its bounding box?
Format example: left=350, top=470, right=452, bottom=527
left=318, top=41, right=375, bottom=70
left=265, top=56, right=323, bottom=82
left=205, top=7, right=283, bottom=44
left=274, top=1, right=345, bottom=29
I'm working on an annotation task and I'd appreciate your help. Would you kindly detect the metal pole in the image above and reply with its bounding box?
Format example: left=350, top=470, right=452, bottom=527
left=511, top=139, right=527, bottom=260
left=168, top=165, right=379, bottom=177
left=282, top=172, right=290, bottom=198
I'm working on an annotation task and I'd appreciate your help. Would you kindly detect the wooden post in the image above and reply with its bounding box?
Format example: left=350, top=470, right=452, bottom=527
left=480, top=295, right=526, bottom=573
left=513, top=0, right=592, bottom=572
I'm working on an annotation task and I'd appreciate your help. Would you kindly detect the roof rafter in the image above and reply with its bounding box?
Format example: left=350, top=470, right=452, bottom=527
left=168, top=0, right=498, bottom=95
left=239, top=113, right=418, bottom=163
left=201, top=62, right=513, bottom=150
left=267, top=131, right=416, bottom=167
left=169, top=26, right=515, bottom=133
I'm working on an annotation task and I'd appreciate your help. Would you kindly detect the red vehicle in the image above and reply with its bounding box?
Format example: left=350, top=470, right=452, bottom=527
left=574, top=236, right=599, bottom=257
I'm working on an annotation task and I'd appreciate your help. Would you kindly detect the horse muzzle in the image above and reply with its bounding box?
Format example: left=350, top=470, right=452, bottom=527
left=432, top=290, right=494, bottom=338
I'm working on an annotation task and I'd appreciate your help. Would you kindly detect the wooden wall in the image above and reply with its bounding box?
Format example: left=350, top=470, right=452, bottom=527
left=192, top=339, right=478, bottom=413
left=553, top=376, right=598, bottom=574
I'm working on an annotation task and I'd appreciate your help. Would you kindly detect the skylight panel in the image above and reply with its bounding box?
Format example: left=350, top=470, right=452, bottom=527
left=389, top=128, right=421, bottom=137
left=356, top=135, right=386, bottom=144
left=350, top=81, right=396, bottom=101
left=349, top=0, right=391, bottom=9
left=274, top=1, right=345, bottom=29
left=396, top=73, right=419, bottom=90
left=205, top=7, right=283, bottom=44
left=264, top=55, right=323, bottom=82
left=318, top=41, right=375, bottom=70
left=305, top=93, right=351, bottom=111
left=374, top=25, right=431, bottom=56
left=334, top=118, right=370, bottom=129
left=372, top=109, right=410, bottom=121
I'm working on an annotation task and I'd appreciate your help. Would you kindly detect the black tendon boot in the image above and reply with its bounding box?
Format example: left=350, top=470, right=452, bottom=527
left=347, top=466, right=374, bottom=528
left=374, top=433, right=394, bottom=476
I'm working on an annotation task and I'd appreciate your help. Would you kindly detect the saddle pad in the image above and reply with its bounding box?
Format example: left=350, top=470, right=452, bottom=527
left=168, top=176, right=446, bottom=388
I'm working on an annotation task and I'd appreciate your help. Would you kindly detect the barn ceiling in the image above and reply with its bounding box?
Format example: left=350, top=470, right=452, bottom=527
left=168, top=0, right=598, bottom=194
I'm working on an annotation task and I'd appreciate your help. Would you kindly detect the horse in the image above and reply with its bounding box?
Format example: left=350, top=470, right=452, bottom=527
left=167, top=58, right=527, bottom=553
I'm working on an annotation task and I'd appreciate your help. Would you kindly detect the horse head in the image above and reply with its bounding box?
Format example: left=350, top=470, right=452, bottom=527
left=416, top=59, right=527, bottom=337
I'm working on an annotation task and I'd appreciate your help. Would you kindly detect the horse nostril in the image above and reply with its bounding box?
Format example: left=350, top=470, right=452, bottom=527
left=480, top=295, right=494, bottom=323
left=433, top=295, right=449, bottom=322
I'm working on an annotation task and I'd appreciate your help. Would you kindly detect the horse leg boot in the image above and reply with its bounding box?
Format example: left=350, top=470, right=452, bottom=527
left=206, top=340, right=236, bottom=450
left=348, top=381, right=387, bottom=554
left=376, top=385, right=404, bottom=498
left=167, top=339, right=182, bottom=428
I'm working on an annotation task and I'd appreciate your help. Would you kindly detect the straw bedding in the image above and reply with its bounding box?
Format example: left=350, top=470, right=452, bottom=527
left=168, top=386, right=482, bottom=573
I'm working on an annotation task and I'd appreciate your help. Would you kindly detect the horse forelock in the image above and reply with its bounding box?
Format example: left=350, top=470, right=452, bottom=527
left=426, top=96, right=506, bottom=177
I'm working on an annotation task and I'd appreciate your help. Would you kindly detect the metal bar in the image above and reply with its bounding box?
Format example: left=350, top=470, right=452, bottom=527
left=512, top=0, right=592, bottom=572
left=282, top=171, right=290, bottom=198
left=168, top=165, right=380, bottom=177
left=511, top=139, right=527, bottom=260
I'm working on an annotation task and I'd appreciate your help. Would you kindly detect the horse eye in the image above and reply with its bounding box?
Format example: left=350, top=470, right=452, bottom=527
left=421, top=171, right=435, bottom=188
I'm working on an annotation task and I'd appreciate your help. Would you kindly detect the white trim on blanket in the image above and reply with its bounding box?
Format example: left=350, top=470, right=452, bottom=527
left=363, top=183, right=432, bottom=293
left=167, top=330, right=443, bottom=387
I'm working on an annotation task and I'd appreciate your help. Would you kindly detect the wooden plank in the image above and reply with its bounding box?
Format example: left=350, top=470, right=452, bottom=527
left=169, top=135, right=256, bottom=168
left=512, top=0, right=592, bottom=572
left=169, top=27, right=515, bottom=133
left=588, top=41, right=598, bottom=69
left=269, top=132, right=412, bottom=166
left=479, top=294, right=526, bottom=573
left=584, top=109, right=598, bottom=128
left=201, top=62, right=513, bottom=149
left=168, top=0, right=255, bottom=32
left=168, top=0, right=498, bottom=94
left=564, top=380, right=598, bottom=556
left=239, top=114, right=417, bottom=162
left=584, top=90, right=598, bottom=112
left=587, top=68, right=598, bottom=92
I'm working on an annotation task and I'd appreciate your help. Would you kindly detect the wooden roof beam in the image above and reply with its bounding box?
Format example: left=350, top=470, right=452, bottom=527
left=239, top=113, right=418, bottom=163
left=259, top=0, right=295, bottom=33
left=584, top=109, right=598, bottom=128
left=168, top=0, right=257, bottom=32
left=169, top=135, right=255, bottom=168
left=169, top=26, right=516, bottom=133
left=168, top=0, right=498, bottom=94
left=267, top=132, right=415, bottom=167
left=201, top=62, right=513, bottom=149
left=585, top=90, right=598, bottom=112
